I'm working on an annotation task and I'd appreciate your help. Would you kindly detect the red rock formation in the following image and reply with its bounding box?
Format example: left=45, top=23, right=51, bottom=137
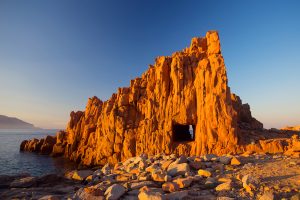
left=22, top=31, right=290, bottom=166
left=231, top=94, right=263, bottom=130
left=281, top=125, right=300, bottom=132
left=20, top=135, right=56, bottom=155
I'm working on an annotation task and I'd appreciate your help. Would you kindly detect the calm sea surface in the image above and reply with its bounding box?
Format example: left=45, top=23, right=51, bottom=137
left=0, top=130, right=75, bottom=176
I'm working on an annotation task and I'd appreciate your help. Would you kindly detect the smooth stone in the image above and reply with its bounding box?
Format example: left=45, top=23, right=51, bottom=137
left=215, top=182, right=232, bottom=191
left=230, top=157, right=241, bottom=166
left=198, top=169, right=212, bottom=177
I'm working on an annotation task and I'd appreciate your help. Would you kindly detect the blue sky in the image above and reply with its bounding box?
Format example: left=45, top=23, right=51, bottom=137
left=0, top=0, right=299, bottom=129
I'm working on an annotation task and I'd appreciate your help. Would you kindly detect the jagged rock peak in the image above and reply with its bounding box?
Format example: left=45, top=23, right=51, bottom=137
left=21, top=31, right=269, bottom=166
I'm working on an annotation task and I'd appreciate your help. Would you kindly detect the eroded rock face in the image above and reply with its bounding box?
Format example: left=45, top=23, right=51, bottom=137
left=21, top=31, right=265, bottom=166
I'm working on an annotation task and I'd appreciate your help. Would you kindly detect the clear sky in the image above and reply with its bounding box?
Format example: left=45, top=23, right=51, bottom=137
left=0, top=0, right=299, bottom=129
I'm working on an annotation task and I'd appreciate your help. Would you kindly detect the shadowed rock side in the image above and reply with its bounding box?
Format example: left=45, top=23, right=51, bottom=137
left=20, top=31, right=300, bottom=166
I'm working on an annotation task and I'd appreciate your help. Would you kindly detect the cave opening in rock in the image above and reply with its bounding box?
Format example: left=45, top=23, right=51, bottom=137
left=172, top=124, right=195, bottom=142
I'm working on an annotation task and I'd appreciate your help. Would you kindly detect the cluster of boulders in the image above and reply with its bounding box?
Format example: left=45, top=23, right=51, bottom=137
left=20, top=135, right=56, bottom=155
left=3, top=153, right=300, bottom=199
left=66, top=153, right=261, bottom=200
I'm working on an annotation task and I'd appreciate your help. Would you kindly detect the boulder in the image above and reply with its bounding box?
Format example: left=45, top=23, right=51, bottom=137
left=162, top=182, right=179, bottom=192
left=258, top=191, right=274, bottom=200
left=10, top=176, right=37, bottom=188
left=151, top=171, right=166, bottom=182
left=167, top=163, right=190, bottom=177
left=204, top=154, right=218, bottom=161
left=104, top=184, right=126, bottom=200
left=215, top=181, right=232, bottom=191
left=36, top=174, right=62, bottom=186
left=219, top=156, right=232, bottom=165
left=72, top=170, right=93, bottom=181
left=74, top=187, right=105, bottom=200
left=164, top=191, right=189, bottom=200
left=189, top=160, right=204, bottom=170
left=20, top=140, right=28, bottom=151
left=198, top=169, right=212, bottom=177
left=101, top=163, right=112, bottom=175
left=138, top=191, right=164, bottom=200
left=242, top=174, right=259, bottom=193
left=230, top=156, right=241, bottom=166
left=130, top=181, right=156, bottom=190
left=172, top=177, right=193, bottom=188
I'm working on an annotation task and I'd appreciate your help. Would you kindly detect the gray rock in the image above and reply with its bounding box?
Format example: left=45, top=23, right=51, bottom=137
left=167, top=163, right=190, bottom=177
left=189, top=160, right=204, bottom=170
left=242, top=174, right=259, bottom=192
left=130, top=181, right=156, bottom=190
left=74, top=187, right=104, bottom=200
left=164, top=190, right=188, bottom=200
left=176, top=155, right=187, bottom=164
left=173, top=177, right=193, bottom=188
left=101, top=163, right=112, bottom=175
left=10, top=176, right=37, bottom=188
left=38, top=195, right=60, bottom=200
left=219, top=156, right=232, bottom=165
left=93, top=169, right=102, bottom=177
left=72, top=170, right=94, bottom=181
left=204, top=154, right=218, bottom=161
left=104, top=184, right=126, bottom=200
left=164, top=175, right=172, bottom=182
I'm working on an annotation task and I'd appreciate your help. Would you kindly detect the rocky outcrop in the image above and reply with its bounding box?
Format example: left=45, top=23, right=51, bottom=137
left=21, top=31, right=286, bottom=166
left=231, top=94, right=263, bottom=130
left=281, top=125, right=300, bottom=132
left=20, top=135, right=56, bottom=155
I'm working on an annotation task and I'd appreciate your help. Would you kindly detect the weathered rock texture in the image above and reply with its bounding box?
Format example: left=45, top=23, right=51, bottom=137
left=20, top=31, right=299, bottom=166
left=281, top=125, right=300, bottom=132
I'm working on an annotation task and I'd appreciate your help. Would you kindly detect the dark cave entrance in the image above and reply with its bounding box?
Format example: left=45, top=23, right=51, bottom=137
left=172, top=124, right=195, bottom=142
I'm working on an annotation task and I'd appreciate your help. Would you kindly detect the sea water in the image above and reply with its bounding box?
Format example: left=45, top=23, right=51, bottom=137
left=0, top=130, right=75, bottom=176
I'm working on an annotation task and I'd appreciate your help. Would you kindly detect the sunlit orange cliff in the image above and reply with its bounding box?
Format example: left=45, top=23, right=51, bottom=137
left=20, top=31, right=300, bottom=166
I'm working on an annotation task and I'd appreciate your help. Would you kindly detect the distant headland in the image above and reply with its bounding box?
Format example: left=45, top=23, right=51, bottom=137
left=0, top=115, right=39, bottom=130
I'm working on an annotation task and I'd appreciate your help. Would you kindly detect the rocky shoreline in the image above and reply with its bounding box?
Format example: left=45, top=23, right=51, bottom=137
left=1, top=152, right=300, bottom=200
